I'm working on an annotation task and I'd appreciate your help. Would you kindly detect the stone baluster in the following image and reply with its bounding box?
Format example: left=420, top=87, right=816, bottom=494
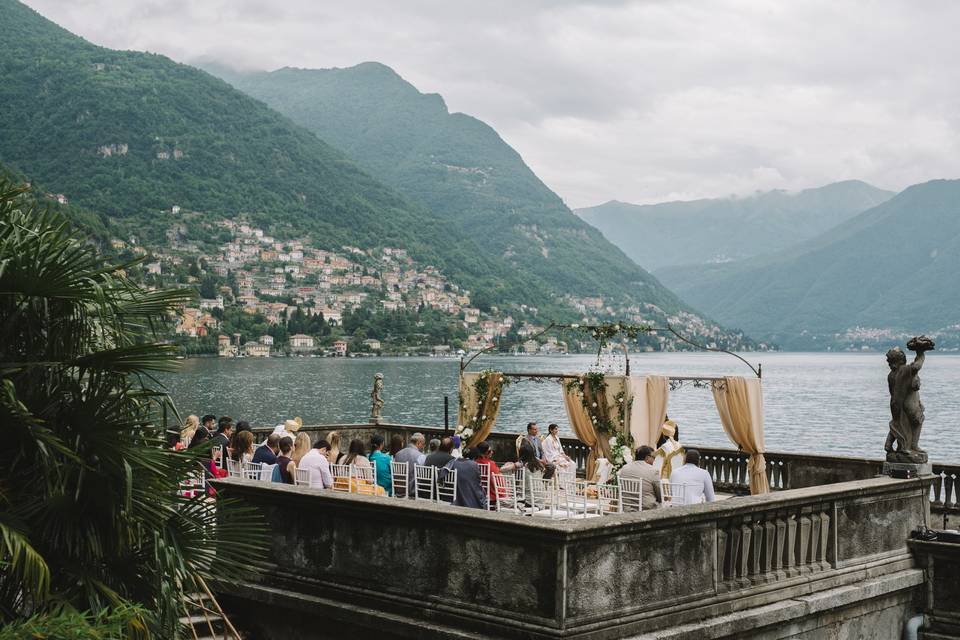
left=784, top=513, right=799, bottom=577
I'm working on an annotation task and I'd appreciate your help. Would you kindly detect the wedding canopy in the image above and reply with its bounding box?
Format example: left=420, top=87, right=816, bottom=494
left=456, top=370, right=769, bottom=495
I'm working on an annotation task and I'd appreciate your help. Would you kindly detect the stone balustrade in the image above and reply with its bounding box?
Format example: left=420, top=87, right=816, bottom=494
left=212, top=474, right=931, bottom=639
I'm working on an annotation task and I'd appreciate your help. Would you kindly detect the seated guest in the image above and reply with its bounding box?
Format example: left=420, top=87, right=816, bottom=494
left=252, top=434, right=280, bottom=465
left=424, top=437, right=454, bottom=469
left=326, top=430, right=343, bottom=464
left=474, top=441, right=502, bottom=505
left=177, top=414, right=200, bottom=450
left=212, top=417, right=234, bottom=462
left=542, top=423, right=575, bottom=470
left=343, top=439, right=372, bottom=469
left=298, top=439, right=334, bottom=489
left=388, top=434, right=404, bottom=457
left=450, top=448, right=488, bottom=509
left=618, top=445, right=662, bottom=510
left=369, top=434, right=393, bottom=496
left=394, top=432, right=425, bottom=497
left=276, top=436, right=296, bottom=484
left=235, top=420, right=252, bottom=434
left=422, top=438, right=440, bottom=465
left=199, top=414, right=217, bottom=440
left=230, top=430, right=255, bottom=465
left=668, top=449, right=715, bottom=505
left=292, top=432, right=311, bottom=465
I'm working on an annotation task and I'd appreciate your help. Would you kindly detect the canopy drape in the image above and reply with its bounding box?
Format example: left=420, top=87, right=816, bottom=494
left=562, top=383, right=611, bottom=481
left=627, top=375, right=670, bottom=449
left=457, top=371, right=504, bottom=448
left=712, top=376, right=769, bottom=495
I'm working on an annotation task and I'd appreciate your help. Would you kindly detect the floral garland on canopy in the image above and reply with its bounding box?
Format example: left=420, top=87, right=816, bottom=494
left=456, top=369, right=510, bottom=447
left=566, top=372, right=635, bottom=482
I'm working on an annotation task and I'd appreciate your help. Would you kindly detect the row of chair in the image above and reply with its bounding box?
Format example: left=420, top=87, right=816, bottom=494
left=220, top=458, right=693, bottom=518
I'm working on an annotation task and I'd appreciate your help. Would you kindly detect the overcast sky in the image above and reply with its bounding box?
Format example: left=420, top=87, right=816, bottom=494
left=24, top=0, right=960, bottom=208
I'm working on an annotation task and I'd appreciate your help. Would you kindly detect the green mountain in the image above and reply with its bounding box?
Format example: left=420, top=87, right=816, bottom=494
left=575, top=181, right=894, bottom=272
left=210, top=63, right=689, bottom=317
left=0, top=0, right=535, bottom=306
left=659, top=179, right=960, bottom=348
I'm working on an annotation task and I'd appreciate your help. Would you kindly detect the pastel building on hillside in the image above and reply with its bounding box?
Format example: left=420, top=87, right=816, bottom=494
left=244, top=342, right=270, bottom=358
left=333, top=340, right=348, bottom=357
left=290, top=334, right=315, bottom=352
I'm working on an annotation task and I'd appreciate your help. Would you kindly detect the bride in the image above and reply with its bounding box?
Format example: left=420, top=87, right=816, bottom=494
left=542, top=423, right=575, bottom=470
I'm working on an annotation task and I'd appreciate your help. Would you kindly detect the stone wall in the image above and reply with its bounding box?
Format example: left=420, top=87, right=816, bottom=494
left=911, top=539, right=960, bottom=639
left=213, top=475, right=930, bottom=639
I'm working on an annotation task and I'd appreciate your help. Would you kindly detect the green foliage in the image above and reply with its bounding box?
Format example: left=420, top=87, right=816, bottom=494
left=0, top=180, right=267, bottom=634
left=0, top=603, right=149, bottom=640
left=214, top=62, right=687, bottom=314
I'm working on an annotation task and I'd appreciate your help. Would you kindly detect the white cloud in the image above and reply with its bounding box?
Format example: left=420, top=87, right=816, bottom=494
left=22, top=0, right=960, bottom=207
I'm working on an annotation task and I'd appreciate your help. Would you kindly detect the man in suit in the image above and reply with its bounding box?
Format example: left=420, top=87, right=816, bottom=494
left=525, top=422, right=544, bottom=460
left=393, top=432, right=425, bottom=498
left=251, top=434, right=280, bottom=465
left=618, top=445, right=662, bottom=511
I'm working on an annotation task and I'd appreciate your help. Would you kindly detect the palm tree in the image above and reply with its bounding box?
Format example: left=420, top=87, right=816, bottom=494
left=0, top=180, right=266, bottom=635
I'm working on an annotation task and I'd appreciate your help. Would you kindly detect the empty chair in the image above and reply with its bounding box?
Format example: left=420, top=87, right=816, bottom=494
left=436, top=468, right=458, bottom=504
left=617, top=476, right=644, bottom=512
left=493, top=473, right=519, bottom=513
left=596, top=483, right=621, bottom=515
left=351, top=465, right=378, bottom=495
left=241, top=461, right=262, bottom=481
left=390, top=461, right=409, bottom=498
left=529, top=477, right=563, bottom=518
left=414, top=464, right=437, bottom=501
left=514, top=467, right=526, bottom=503
left=295, top=468, right=312, bottom=486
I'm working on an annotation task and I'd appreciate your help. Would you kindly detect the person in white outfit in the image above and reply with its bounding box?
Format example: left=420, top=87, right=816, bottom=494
left=668, top=449, right=715, bottom=505
left=297, top=438, right=334, bottom=489
left=542, top=423, right=575, bottom=470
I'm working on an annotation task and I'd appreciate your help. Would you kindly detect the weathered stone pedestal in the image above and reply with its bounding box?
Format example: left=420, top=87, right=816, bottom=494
left=883, top=461, right=933, bottom=478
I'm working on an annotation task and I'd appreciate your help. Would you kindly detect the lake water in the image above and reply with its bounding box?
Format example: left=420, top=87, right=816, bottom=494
left=157, top=352, right=960, bottom=464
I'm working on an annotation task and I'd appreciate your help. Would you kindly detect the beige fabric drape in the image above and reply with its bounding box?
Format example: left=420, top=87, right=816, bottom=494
left=457, top=371, right=504, bottom=448
left=627, top=375, right=670, bottom=449
left=562, top=384, right=611, bottom=481
left=712, top=376, right=769, bottom=495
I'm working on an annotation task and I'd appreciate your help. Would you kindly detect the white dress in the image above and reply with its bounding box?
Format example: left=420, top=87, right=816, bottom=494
left=542, top=434, right=574, bottom=469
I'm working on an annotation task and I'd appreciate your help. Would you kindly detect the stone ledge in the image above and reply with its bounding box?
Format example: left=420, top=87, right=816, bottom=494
left=626, top=568, right=924, bottom=640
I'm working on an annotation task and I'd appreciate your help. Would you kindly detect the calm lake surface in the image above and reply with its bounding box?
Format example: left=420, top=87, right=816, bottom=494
left=157, top=352, right=960, bottom=464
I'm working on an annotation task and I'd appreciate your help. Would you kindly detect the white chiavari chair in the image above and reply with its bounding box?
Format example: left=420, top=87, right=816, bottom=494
left=295, top=468, right=312, bottom=486
left=351, top=465, right=377, bottom=495
left=414, top=464, right=436, bottom=501
left=597, top=483, right=621, bottom=515
left=390, top=461, right=409, bottom=498
left=242, top=461, right=262, bottom=480
left=259, top=463, right=277, bottom=482
left=530, top=477, right=565, bottom=518
left=493, top=473, right=519, bottom=513
left=514, top=467, right=526, bottom=503
left=436, top=468, right=457, bottom=504
left=225, top=457, right=242, bottom=478
left=330, top=464, right=351, bottom=492
left=178, top=471, right=206, bottom=499
left=478, top=463, right=491, bottom=508
left=617, top=477, right=644, bottom=512
left=662, top=481, right=691, bottom=506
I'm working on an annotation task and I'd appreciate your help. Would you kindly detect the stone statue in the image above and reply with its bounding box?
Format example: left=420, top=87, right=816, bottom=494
left=370, top=372, right=384, bottom=424
left=884, top=336, right=935, bottom=463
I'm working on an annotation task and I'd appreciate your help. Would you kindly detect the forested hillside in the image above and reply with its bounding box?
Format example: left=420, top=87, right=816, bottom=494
left=213, top=62, right=686, bottom=314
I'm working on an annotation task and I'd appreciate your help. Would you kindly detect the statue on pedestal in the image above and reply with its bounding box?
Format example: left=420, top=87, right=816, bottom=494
left=885, top=336, right=935, bottom=464
left=370, top=373, right=384, bottom=424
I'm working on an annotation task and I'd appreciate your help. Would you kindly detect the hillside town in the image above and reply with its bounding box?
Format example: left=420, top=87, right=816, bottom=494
left=118, top=213, right=751, bottom=357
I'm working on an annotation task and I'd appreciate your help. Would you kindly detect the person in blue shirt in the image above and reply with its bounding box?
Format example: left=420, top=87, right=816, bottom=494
left=368, top=434, right=393, bottom=496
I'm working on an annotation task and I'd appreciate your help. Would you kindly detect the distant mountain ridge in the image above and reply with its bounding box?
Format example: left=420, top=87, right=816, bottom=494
left=659, top=179, right=960, bottom=348
left=210, top=63, right=697, bottom=320
left=576, top=181, right=894, bottom=272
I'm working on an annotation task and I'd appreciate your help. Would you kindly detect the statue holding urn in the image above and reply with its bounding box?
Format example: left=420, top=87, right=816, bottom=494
left=884, top=335, right=935, bottom=464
